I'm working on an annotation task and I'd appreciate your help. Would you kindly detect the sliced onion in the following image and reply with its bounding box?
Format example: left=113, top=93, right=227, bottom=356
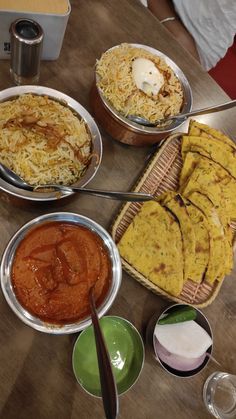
left=154, top=337, right=206, bottom=371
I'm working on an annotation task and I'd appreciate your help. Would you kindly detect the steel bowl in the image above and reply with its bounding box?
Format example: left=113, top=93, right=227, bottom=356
left=0, top=212, right=122, bottom=334
left=146, top=304, right=213, bottom=378
left=91, top=43, right=192, bottom=146
left=0, top=85, right=102, bottom=202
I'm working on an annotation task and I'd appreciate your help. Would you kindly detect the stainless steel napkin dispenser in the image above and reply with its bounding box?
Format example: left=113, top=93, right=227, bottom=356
left=0, top=0, right=71, bottom=60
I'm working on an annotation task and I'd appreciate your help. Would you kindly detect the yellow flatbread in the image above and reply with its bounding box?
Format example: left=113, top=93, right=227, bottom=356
left=118, top=201, right=184, bottom=296
left=184, top=199, right=210, bottom=283
left=189, top=120, right=236, bottom=150
left=224, top=227, right=234, bottom=276
left=181, top=135, right=236, bottom=179
left=180, top=152, right=236, bottom=223
left=159, top=193, right=196, bottom=283
left=179, top=151, right=200, bottom=186
left=186, top=192, right=228, bottom=283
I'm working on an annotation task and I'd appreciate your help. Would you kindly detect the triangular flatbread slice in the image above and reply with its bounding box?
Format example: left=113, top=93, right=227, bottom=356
left=181, top=135, right=236, bottom=179
left=184, top=199, right=210, bottom=283
left=118, top=201, right=184, bottom=296
left=189, top=120, right=236, bottom=150
left=159, top=193, right=196, bottom=283
left=180, top=152, right=236, bottom=223
left=186, top=192, right=228, bottom=283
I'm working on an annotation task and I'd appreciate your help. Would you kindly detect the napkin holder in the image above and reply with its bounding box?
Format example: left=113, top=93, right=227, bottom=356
left=0, top=0, right=71, bottom=60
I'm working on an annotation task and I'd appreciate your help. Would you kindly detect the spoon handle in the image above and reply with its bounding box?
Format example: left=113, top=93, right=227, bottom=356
left=89, top=288, right=119, bottom=419
left=170, top=99, right=236, bottom=121
left=35, top=185, right=155, bottom=202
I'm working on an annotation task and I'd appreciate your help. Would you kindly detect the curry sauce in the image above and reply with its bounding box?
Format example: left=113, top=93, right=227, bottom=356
left=12, top=222, right=111, bottom=324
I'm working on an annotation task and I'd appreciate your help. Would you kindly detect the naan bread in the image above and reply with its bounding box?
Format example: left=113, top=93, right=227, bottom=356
left=118, top=201, right=184, bottom=296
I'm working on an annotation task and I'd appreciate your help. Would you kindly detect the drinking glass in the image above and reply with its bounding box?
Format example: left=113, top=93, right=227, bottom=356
left=203, top=372, right=236, bottom=418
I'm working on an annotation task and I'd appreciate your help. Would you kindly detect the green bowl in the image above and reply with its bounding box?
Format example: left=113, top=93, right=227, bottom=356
left=72, top=315, right=144, bottom=397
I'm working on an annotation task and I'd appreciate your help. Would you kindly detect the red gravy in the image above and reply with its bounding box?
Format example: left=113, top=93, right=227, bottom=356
left=11, top=222, right=111, bottom=324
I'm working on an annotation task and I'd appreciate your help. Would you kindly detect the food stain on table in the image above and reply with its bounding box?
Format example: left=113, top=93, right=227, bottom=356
left=11, top=222, right=111, bottom=324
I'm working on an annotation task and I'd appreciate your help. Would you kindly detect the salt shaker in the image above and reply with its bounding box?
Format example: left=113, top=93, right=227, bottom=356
left=10, top=18, right=44, bottom=85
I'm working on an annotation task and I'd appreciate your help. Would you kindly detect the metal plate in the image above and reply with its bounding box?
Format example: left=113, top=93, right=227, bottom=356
left=0, top=85, right=102, bottom=201
left=1, top=212, right=122, bottom=334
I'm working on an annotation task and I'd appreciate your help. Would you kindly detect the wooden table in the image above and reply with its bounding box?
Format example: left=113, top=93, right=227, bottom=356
left=0, top=1, right=235, bottom=418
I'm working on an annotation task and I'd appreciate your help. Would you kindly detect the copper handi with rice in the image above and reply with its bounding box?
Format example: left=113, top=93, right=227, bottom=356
left=96, top=43, right=184, bottom=123
left=0, top=94, right=92, bottom=186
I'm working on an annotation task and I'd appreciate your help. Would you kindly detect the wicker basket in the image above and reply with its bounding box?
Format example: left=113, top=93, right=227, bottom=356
left=111, top=133, right=235, bottom=308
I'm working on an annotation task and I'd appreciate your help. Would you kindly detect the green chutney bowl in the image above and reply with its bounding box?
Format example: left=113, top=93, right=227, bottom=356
left=72, top=315, right=144, bottom=397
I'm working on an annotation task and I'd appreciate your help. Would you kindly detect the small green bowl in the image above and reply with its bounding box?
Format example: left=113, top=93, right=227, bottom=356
left=72, top=315, right=144, bottom=397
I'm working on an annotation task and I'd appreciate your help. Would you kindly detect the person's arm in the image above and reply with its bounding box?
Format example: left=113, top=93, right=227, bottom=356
left=147, top=0, right=200, bottom=61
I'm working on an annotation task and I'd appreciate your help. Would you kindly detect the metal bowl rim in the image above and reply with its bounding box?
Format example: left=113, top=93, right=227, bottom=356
left=0, top=85, right=102, bottom=202
left=0, top=212, right=122, bottom=334
left=95, top=43, right=193, bottom=134
left=152, top=303, right=213, bottom=378
left=72, top=315, right=145, bottom=397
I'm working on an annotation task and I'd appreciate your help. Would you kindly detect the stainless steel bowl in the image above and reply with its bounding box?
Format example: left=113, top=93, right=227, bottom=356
left=0, top=212, right=122, bottom=334
left=92, top=43, right=192, bottom=146
left=0, top=85, right=102, bottom=201
left=146, top=304, right=213, bottom=378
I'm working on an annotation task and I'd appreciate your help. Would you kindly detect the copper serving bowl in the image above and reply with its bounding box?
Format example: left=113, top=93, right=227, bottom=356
left=90, top=43, right=192, bottom=147
left=0, top=85, right=102, bottom=202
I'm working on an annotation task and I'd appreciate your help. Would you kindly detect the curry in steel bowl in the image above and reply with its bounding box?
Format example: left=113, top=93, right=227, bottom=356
left=0, top=85, right=102, bottom=202
left=0, top=212, right=122, bottom=334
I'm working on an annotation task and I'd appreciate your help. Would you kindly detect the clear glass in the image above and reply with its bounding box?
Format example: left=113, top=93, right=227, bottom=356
left=203, top=372, right=236, bottom=418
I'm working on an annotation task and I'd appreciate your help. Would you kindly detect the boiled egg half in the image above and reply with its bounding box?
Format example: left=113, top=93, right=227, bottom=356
left=132, top=57, right=164, bottom=96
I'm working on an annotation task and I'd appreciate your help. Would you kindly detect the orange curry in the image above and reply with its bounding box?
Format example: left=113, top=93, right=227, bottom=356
left=12, top=222, right=111, bottom=324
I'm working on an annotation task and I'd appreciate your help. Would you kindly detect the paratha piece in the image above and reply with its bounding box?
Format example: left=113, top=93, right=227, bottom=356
left=159, top=192, right=196, bottom=283
left=181, top=135, right=236, bottom=179
left=180, top=153, right=236, bottom=223
left=179, top=151, right=200, bottom=186
left=224, top=227, right=234, bottom=276
left=118, top=201, right=184, bottom=296
left=160, top=192, right=210, bottom=283
left=189, top=120, right=236, bottom=150
left=187, top=192, right=229, bottom=283
left=184, top=199, right=210, bottom=283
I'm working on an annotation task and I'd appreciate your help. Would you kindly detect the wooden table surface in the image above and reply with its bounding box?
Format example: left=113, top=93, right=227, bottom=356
left=0, top=1, right=235, bottom=418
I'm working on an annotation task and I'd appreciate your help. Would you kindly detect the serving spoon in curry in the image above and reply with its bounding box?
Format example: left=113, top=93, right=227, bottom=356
left=0, top=162, right=155, bottom=202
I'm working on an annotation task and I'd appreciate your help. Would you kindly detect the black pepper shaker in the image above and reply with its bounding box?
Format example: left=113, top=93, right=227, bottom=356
left=10, top=18, right=44, bottom=85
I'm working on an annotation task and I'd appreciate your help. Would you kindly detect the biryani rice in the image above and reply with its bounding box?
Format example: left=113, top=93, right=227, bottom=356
left=96, top=44, right=184, bottom=123
left=0, top=94, right=92, bottom=186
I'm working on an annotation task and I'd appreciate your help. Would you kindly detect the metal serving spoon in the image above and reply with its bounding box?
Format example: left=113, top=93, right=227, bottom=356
left=0, top=162, right=32, bottom=191
left=127, top=99, right=236, bottom=127
left=0, top=162, right=154, bottom=202
left=89, top=284, right=119, bottom=419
